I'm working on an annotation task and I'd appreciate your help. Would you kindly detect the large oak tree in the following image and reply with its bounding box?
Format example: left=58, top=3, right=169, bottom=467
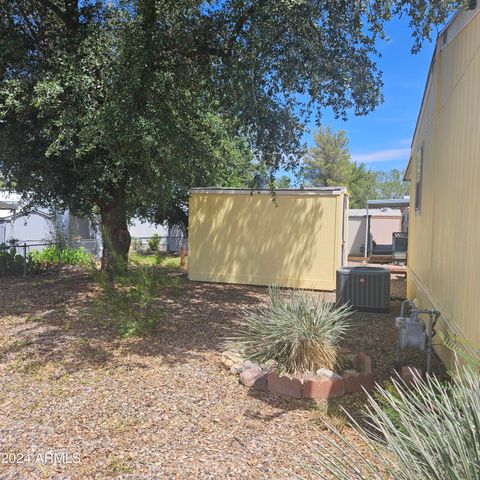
left=0, top=0, right=462, bottom=272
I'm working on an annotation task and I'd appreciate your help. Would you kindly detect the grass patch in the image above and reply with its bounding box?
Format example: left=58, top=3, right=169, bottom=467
left=128, top=252, right=182, bottom=269
left=28, top=245, right=94, bottom=273
left=107, top=456, right=133, bottom=475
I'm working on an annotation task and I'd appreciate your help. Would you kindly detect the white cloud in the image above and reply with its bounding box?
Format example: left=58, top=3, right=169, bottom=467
left=351, top=148, right=411, bottom=164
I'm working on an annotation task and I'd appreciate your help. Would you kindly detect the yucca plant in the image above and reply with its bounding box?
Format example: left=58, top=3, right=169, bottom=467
left=313, top=367, right=480, bottom=479
left=228, top=286, right=351, bottom=374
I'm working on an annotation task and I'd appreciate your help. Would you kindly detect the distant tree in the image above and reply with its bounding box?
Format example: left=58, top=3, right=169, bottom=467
left=348, top=163, right=377, bottom=208
left=302, top=128, right=409, bottom=207
left=275, top=175, right=293, bottom=189
left=303, top=128, right=352, bottom=187
left=376, top=169, right=410, bottom=199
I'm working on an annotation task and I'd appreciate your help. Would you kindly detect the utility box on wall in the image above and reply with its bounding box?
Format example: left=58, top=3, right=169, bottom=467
left=188, top=187, right=348, bottom=291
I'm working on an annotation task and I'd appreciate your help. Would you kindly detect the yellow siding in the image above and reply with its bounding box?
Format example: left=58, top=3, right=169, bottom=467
left=408, top=11, right=480, bottom=366
left=188, top=191, right=346, bottom=290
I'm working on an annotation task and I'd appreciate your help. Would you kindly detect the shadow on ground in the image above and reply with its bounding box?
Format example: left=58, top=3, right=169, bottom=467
left=0, top=268, right=449, bottom=479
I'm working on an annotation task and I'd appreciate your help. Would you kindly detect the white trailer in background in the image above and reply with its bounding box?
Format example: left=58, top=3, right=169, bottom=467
left=0, top=196, right=20, bottom=245
left=363, top=198, right=410, bottom=260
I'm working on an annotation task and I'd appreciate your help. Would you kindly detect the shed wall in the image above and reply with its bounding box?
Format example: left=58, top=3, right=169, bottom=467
left=407, top=11, right=480, bottom=365
left=348, top=216, right=365, bottom=256
left=188, top=192, right=345, bottom=290
left=370, top=216, right=402, bottom=245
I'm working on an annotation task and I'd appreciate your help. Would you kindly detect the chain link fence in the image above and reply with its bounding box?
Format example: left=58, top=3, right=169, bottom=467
left=0, top=235, right=188, bottom=277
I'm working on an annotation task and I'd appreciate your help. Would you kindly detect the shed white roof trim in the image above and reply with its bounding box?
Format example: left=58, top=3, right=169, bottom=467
left=190, top=187, right=347, bottom=196
left=350, top=208, right=402, bottom=217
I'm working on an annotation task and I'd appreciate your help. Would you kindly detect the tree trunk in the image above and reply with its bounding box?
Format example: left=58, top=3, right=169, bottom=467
left=100, top=195, right=131, bottom=277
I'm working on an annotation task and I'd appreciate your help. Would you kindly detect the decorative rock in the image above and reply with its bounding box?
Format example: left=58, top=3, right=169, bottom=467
left=229, top=365, right=242, bottom=375
left=243, top=360, right=258, bottom=370
left=361, top=372, right=375, bottom=391
left=401, top=366, right=422, bottom=384
left=233, top=352, right=374, bottom=399
left=304, top=374, right=344, bottom=399
left=267, top=372, right=303, bottom=399
left=240, top=366, right=268, bottom=390
left=221, top=350, right=243, bottom=372
left=353, top=352, right=372, bottom=373
left=343, top=369, right=374, bottom=393
left=316, top=368, right=342, bottom=380
left=221, top=357, right=233, bottom=369
left=343, top=369, right=364, bottom=394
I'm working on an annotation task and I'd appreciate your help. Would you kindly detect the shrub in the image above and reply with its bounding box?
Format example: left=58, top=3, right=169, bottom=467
left=147, top=234, right=160, bottom=253
left=0, top=247, right=25, bottom=276
left=228, top=286, right=351, bottom=374
left=314, top=368, right=480, bottom=480
left=93, top=264, right=180, bottom=337
left=28, top=245, right=94, bottom=273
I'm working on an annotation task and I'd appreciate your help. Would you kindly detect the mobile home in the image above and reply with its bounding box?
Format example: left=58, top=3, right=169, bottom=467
left=405, top=3, right=480, bottom=365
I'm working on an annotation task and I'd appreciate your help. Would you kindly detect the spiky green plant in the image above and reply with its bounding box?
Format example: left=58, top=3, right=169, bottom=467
left=229, top=286, right=351, bottom=374
left=440, top=332, right=480, bottom=371
left=312, top=367, right=480, bottom=479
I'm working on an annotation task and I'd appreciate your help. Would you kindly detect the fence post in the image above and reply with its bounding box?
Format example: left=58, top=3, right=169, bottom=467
left=23, top=243, right=27, bottom=277
left=180, top=246, right=187, bottom=267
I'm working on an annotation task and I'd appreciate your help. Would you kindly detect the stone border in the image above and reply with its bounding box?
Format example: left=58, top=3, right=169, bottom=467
left=221, top=351, right=374, bottom=399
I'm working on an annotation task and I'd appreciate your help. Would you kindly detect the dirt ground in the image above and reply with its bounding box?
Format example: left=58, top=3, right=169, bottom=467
left=0, top=268, right=446, bottom=479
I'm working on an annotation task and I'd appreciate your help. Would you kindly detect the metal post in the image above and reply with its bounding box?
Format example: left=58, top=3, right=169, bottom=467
left=364, top=203, right=369, bottom=259
left=11, top=208, right=16, bottom=240
left=394, top=339, right=401, bottom=373
left=426, top=310, right=439, bottom=376
left=341, top=194, right=348, bottom=266
left=23, top=243, right=27, bottom=277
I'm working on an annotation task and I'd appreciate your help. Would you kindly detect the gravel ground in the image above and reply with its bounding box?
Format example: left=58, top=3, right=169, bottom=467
left=0, top=269, right=446, bottom=479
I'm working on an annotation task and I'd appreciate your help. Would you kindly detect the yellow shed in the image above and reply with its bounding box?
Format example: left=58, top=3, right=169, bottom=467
left=188, top=187, right=348, bottom=290
left=405, top=4, right=480, bottom=366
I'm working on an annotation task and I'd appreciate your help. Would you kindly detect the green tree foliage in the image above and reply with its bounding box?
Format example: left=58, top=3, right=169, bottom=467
left=302, top=128, right=410, bottom=207
left=303, top=128, right=352, bottom=187
left=0, top=0, right=459, bottom=273
left=275, top=175, right=293, bottom=189
left=348, top=163, right=378, bottom=208
left=376, top=169, right=410, bottom=199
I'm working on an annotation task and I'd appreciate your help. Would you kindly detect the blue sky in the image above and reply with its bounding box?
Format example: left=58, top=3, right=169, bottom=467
left=300, top=15, right=443, bottom=175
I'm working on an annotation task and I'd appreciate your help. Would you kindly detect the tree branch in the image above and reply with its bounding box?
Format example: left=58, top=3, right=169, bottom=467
left=33, top=0, right=79, bottom=31
left=225, top=3, right=257, bottom=57
left=33, top=0, right=67, bottom=23
left=191, top=3, right=258, bottom=60
left=64, top=0, right=79, bottom=30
